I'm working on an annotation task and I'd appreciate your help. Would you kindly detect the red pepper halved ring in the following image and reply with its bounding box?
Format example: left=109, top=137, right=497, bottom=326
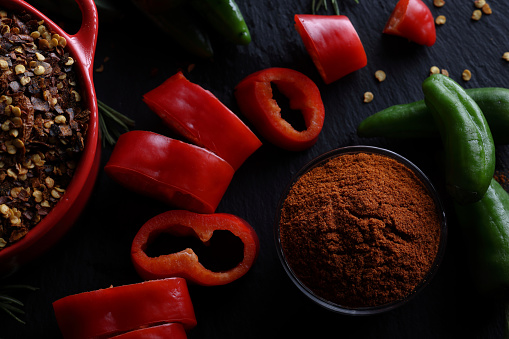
left=234, top=67, right=325, bottom=151
left=131, top=210, right=260, bottom=286
left=104, top=131, right=234, bottom=214
left=383, top=0, right=436, bottom=47
left=143, top=71, right=262, bottom=171
left=52, top=278, right=196, bottom=339
left=294, top=14, right=367, bottom=84
left=110, top=323, right=187, bottom=339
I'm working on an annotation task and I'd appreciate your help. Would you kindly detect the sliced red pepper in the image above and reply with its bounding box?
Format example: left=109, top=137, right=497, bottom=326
left=383, top=0, right=436, bottom=46
left=110, top=323, right=187, bottom=339
left=143, top=71, right=262, bottom=171
left=294, top=14, right=367, bottom=84
left=131, top=210, right=260, bottom=286
left=104, top=131, right=234, bottom=214
left=52, top=278, right=196, bottom=339
left=234, top=67, right=325, bottom=151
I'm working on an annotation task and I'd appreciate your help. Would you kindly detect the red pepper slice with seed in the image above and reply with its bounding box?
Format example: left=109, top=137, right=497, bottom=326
left=52, top=278, right=196, bottom=339
left=110, top=323, right=187, bottom=339
left=104, top=130, right=234, bottom=214
left=383, top=0, right=436, bottom=46
left=131, top=210, right=260, bottom=286
left=143, top=71, right=262, bottom=171
left=294, top=14, right=367, bottom=84
left=234, top=67, right=325, bottom=151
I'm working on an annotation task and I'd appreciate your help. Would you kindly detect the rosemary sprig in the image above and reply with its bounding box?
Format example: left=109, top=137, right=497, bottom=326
left=97, top=100, right=136, bottom=147
left=0, top=284, right=38, bottom=324
left=312, top=0, right=359, bottom=15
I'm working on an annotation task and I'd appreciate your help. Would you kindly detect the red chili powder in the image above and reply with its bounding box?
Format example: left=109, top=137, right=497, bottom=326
left=279, top=152, right=442, bottom=308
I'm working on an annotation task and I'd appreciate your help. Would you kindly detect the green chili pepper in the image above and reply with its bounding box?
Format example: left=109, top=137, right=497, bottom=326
left=190, top=0, right=251, bottom=45
left=133, top=1, right=214, bottom=59
left=357, top=87, right=509, bottom=144
left=454, top=178, right=509, bottom=295
left=422, top=74, right=495, bottom=205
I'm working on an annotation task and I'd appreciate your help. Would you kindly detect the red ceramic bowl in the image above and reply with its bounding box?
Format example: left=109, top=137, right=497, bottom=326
left=0, top=0, right=100, bottom=275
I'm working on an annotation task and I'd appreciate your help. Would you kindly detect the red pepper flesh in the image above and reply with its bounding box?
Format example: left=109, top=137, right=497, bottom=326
left=131, top=210, right=260, bottom=286
left=143, top=71, right=262, bottom=170
left=105, top=131, right=234, bottom=214
left=383, top=0, right=436, bottom=46
left=110, top=323, right=187, bottom=339
left=52, top=278, right=196, bottom=339
left=294, top=14, right=367, bottom=84
left=234, top=67, right=325, bottom=151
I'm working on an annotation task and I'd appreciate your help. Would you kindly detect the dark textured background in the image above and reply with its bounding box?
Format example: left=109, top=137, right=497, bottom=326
left=4, top=0, right=509, bottom=338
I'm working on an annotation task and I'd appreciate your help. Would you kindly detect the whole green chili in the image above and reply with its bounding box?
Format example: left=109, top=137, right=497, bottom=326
left=422, top=74, right=495, bottom=205
left=190, top=0, right=251, bottom=45
left=357, top=87, right=509, bottom=144
left=454, top=178, right=509, bottom=295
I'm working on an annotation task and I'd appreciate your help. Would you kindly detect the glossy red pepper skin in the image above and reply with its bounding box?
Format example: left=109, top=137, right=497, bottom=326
left=234, top=67, right=325, bottom=151
left=52, top=278, right=196, bottom=339
left=143, top=71, right=262, bottom=170
left=131, top=210, right=260, bottom=286
left=104, top=131, right=234, bottom=214
left=383, top=0, right=436, bottom=46
left=110, top=323, right=187, bottom=339
left=294, top=14, right=367, bottom=84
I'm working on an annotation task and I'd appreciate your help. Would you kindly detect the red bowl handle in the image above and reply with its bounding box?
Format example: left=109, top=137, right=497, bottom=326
left=69, top=0, right=99, bottom=80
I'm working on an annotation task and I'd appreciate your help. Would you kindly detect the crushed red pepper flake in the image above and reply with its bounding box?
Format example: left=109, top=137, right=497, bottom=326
left=0, top=9, right=89, bottom=248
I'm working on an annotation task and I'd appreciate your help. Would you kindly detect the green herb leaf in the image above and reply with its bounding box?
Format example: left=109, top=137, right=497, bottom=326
left=0, top=284, right=38, bottom=325
left=97, top=100, right=135, bottom=147
left=312, top=0, right=359, bottom=15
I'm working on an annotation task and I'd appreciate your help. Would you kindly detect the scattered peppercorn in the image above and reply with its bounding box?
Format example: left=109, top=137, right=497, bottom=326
left=472, top=9, right=482, bottom=20
left=363, top=92, right=374, bottom=103
left=462, top=69, right=472, bottom=81
left=430, top=66, right=440, bottom=75
left=375, top=70, right=386, bottom=82
left=435, top=15, right=446, bottom=25
left=433, top=0, right=445, bottom=7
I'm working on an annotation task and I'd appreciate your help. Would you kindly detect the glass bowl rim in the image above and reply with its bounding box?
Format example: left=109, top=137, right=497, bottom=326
left=274, top=145, right=448, bottom=315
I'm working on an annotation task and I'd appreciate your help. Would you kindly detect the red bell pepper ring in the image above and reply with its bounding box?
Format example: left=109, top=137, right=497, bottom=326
left=110, top=323, right=187, bottom=339
left=52, top=278, right=196, bottom=339
left=104, top=130, right=234, bottom=214
left=131, top=210, right=260, bottom=286
left=143, top=71, right=262, bottom=171
left=294, top=14, right=367, bottom=84
left=234, top=67, right=325, bottom=151
left=383, top=0, right=436, bottom=46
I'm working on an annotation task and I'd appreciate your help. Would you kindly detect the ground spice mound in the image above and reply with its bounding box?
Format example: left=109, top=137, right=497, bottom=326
left=279, top=152, right=442, bottom=308
left=0, top=9, right=89, bottom=248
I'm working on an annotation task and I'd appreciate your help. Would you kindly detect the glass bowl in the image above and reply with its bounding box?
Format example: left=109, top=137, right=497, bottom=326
left=274, top=145, right=447, bottom=315
left=0, top=0, right=100, bottom=275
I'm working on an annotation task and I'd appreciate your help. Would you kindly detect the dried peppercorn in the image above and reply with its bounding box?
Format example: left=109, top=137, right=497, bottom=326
left=0, top=9, right=89, bottom=248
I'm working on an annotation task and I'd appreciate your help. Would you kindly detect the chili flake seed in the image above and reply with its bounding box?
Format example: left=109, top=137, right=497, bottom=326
left=472, top=9, right=482, bottom=20
left=375, top=70, right=386, bottom=82
left=435, top=15, right=446, bottom=25
left=14, top=64, right=25, bottom=75
left=474, top=0, right=486, bottom=8
left=503, top=52, right=509, bottom=61
left=482, top=3, right=492, bottom=14
left=441, top=69, right=450, bottom=77
left=433, top=0, right=445, bottom=7
left=462, top=69, right=472, bottom=81
left=430, top=66, right=440, bottom=75
left=363, top=92, right=374, bottom=103
left=34, top=65, right=45, bottom=75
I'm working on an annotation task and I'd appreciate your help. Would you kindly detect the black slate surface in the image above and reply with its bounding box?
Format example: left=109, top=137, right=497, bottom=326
left=4, top=0, right=509, bottom=338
